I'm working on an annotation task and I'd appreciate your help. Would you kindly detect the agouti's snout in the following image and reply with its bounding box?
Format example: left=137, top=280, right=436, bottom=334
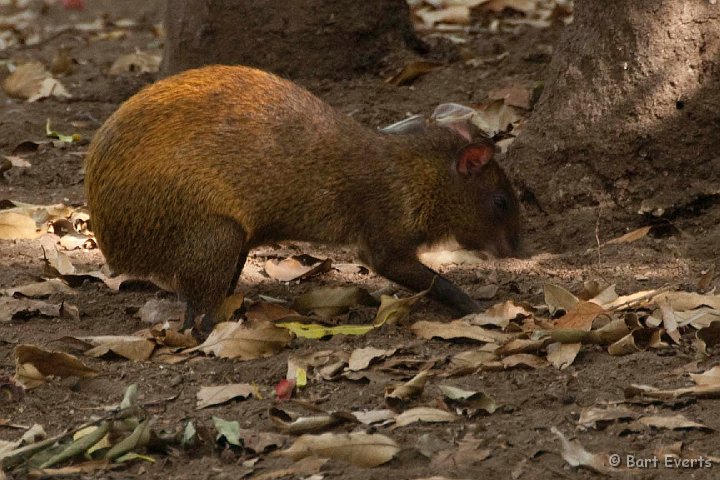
left=84, top=65, right=520, bottom=334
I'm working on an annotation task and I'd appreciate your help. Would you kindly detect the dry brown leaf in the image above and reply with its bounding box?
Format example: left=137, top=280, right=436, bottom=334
left=689, top=366, right=720, bottom=386
left=450, top=349, right=499, bottom=370
left=375, top=288, right=429, bottom=326
left=292, top=286, right=377, bottom=319
left=269, top=407, right=356, bottom=434
left=607, top=329, right=658, bottom=356
left=251, top=457, right=326, bottom=480
left=543, top=283, right=579, bottom=315
left=192, top=320, right=291, bottom=360
left=637, top=415, right=711, bottom=431
left=417, top=6, right=471, bottom=28
left=348, top=347, right=397, bottom=371
left=394, top=407, right=457, bottom=427
left=2, top=62, right=71, bottom=101
left=438, top=385, right=499, bottom=414
left=0, top=212, right=40, bottom=240
left=14, top=344, right=97, bottom=389
left=483, top=0, right=537, bottom=14
left=352, top=409, right=397, bottom=425
left=138, top=298, right=185, bottom=324
left=605, top=226, right=651, bottom=245
left=108, top=51, right=161, bottom=75
left=488, top=85, right=532, bottom=109
left=470, top=99, right=523, bottom=136
left=58, top=232, right=94, bottom=250
left=411, top=320, right=511, bottom=343
left=430, top=436, right=490, bottom=469
left=546, top=342, right=580, bottom=370
left=465, top=300, right=532, bottom=328
left=386, top=61, right=443, bottom=86
left=551, top=427, right=613, bottom=474
left=280, top=432, right=399, bottom=467
left=496, top=338, right=546, bottom=356
left=0, top=297, right=64, bottom=322
left=385, top=370, right=429, bottom=408
left=196, top=383, right=254, bottom=409
left=625, top=383, right=720, bottom=400
left=657, top=298, right=681, bottom=343
left=216, top=292, right=245, bottom=322
left=578, top=406, right=638, bottom=429
left=501, top=353, right=547, bottom=369
left=41, top=241, right=76, bottom=276
left=655, top=291, right=720, bottom=311
left=81, top=336, right=155, bottom=361
left=264, top=255, right=331, bottom=282
left=2, top=279, right=75, bottom=298
left=554, top=301, right=604, bottom=330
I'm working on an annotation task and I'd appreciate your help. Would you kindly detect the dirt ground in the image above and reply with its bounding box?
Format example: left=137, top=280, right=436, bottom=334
left=2, top=1, right=720, bottom=479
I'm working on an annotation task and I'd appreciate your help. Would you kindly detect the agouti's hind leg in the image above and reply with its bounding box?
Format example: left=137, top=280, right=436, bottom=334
left=178, top=217, right=246, bottom=333
left=227, top=249, right=249, bottom=296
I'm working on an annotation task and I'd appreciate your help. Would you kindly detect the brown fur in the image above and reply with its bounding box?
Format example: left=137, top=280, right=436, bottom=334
left=85, top=65, right=520, bottom=332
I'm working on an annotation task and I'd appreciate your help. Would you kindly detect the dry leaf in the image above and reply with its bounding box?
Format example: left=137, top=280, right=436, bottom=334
left=637, top=415, right=711, bottom=432
left=251, top=457, right=326, bottom=480
left=14, top=344, right=97, bottom=389
left=193, top=320, right=291, bottom=360
left=464, top=300, right=532, bottom=328
left=108, top=51, right=161, bottom=75
left=196, top=383, right=254, bottom=409
left=438, top=385, right=499, bottom=414
left=292, top=286, right=377, bottom=319
left=281, top=432, right=399, bottom=467
left=138, top=298, right=185, bottom=324
left=0, top=297, right=64, bottom=322
left=501, top=354, right=547, bottom=369
left=655, top=291, right=720, bottom=311
left=554, top=301, right=604, bottom=330
left=2, top=62, right=71, bottom=102
left=488, top=85, right=532, bottom=109
left=264, top=255, right=331, bottom=282
left=0, top=212, right=40, bottom=239
left=352, top=409, right=397, bottom=425
left=551, top=426, right=613, bottom=474
left=470, top=99, right=523, bottom=136
left=546, top=342, right=580, bottom=370
left=605, top=226, right=652, bottom=245
left=430, top=437, right=490, bottom=469
left=386, top=61, right=443, bottom=86
left=625, top=383, right=720, bottom=400
left=411, top=320, right=511, bottom=344
left=348, top=347, right=397, bottom=371
left=375, top=288, right=428, bottom=326
left=578, top=406, right=638, bottom=429
left=81, top=336, right=155, bottom=361
left=269, top=407, right=356, bottom=434
left=385, top=370, right=429, bottom=408
left=543, top=284, right=579, bottom=315
left=394, top=407, right=457, bottom=427
left=689, top=366, right=720, bottom=386
left=2, top=278, right=75, bottom=298
left=417, top=6, right=471, bottom=28
left=483, top=0, right=537, bottom=14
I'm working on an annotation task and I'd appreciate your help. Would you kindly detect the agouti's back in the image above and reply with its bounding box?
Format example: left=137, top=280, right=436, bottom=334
left=85, top=65, right=520, bottom=334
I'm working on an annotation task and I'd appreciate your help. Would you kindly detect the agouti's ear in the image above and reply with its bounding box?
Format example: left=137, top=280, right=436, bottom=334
left=454, top=142, right=495, bottom=175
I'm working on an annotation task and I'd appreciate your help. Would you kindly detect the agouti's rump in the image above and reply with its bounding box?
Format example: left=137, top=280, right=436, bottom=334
left=85, top=65, right=520, bottom=334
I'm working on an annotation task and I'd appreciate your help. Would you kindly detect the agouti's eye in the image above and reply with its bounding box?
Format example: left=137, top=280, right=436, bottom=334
left=493, top=194, right=508, bottom=212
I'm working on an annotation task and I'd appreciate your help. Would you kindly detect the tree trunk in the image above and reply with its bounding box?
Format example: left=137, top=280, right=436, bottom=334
left=507, top=1, right=720, bottom=218
left=162, top=0, right=422, bottom=79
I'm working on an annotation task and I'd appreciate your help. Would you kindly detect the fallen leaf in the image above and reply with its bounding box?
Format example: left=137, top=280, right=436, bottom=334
left=430, top=436, right=490, bottom=469
left=464, top=300, right=532, bottom=328
left=348, top=347, right=397, bottom=371
left=138, top=298, right=185, bottom=324
left=196, top=384, right=254, bottom=409
left=269, top=407, right=356, bottom=434
left=237, top=428, right=286, bottom=454
left=264, top=255, right=331, bottom=282
left=470, top=99, right=523, bottom=136
left=416, top=6, right=471, bottom=28
left=281, top=432, right=399, bottom=467
left=625, top=383, right=720, bottom=400
left=546, top=342, right=580, bottom=370
left=655, top=291, right=720, bottom=311
left=394, top=407, right=457, bottom=427
left=543, top=284, right=579, bottom=316
left=193, top=320, right=291, bottom=360
left=501, top=354, right=547, bottom=369
left=689, top=366, right=720, bottom=386
left=14, top=345, right=97, bottom=389
left=352, top=409, right=397, bottom=425
left=292, top=286, right=377, bottom=319
left=375, top=288, right=429, bottom=326
left=488, top=85, right=532, bottom=109
left=80, top=336, right=156, bottom=361
left=213, top=417, right=241, bottom=447
left=578, top=406, right=638, bottom=429
left=637, top=415, right=711, bottom=432
left=251, top=457, right=326, bottom=480
left=386, top=61, right=443, bottom=86
left=605, top=226, right=652, bottom=245
left=411, top=320, right=511, bottom=344
left=438, top=385, right=499, bottom=414
left=2, top=278, right=75, bottom=298
left=275, top=378, right=295, bottom=400
left=0, top=297, right=64, bottom=322
left=108, top=51, right=161, bottom=75
left=385, top=370, right=429, bottom=408
left=0, top=212, right=40, bottom=239
left=2, top=62, right=71, bottom=102
left=276, top=320, right=376, bottom=339
left=551, top=426, right=612, bottom=474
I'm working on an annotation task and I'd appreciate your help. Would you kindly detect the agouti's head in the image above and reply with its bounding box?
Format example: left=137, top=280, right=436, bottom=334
left=448, top=138, right=521, bottom=258
left=381, top=103, right=521, bottom=258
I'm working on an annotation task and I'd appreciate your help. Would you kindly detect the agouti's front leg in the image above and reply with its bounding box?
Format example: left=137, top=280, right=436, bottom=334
left=362, top=248, right=481, bottom=316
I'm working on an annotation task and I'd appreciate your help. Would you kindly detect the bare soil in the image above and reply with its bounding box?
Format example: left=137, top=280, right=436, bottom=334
left=1, top=1, right=719, bottom=479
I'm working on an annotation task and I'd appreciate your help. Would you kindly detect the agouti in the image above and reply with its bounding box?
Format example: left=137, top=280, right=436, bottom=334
left=85, top=65, right=520, bottom=333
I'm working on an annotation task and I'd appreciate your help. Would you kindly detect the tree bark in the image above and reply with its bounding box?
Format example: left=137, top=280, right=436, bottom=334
left=162, top=0, right=422, bottom=79
left=507, top=1, right=720, bottom=217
